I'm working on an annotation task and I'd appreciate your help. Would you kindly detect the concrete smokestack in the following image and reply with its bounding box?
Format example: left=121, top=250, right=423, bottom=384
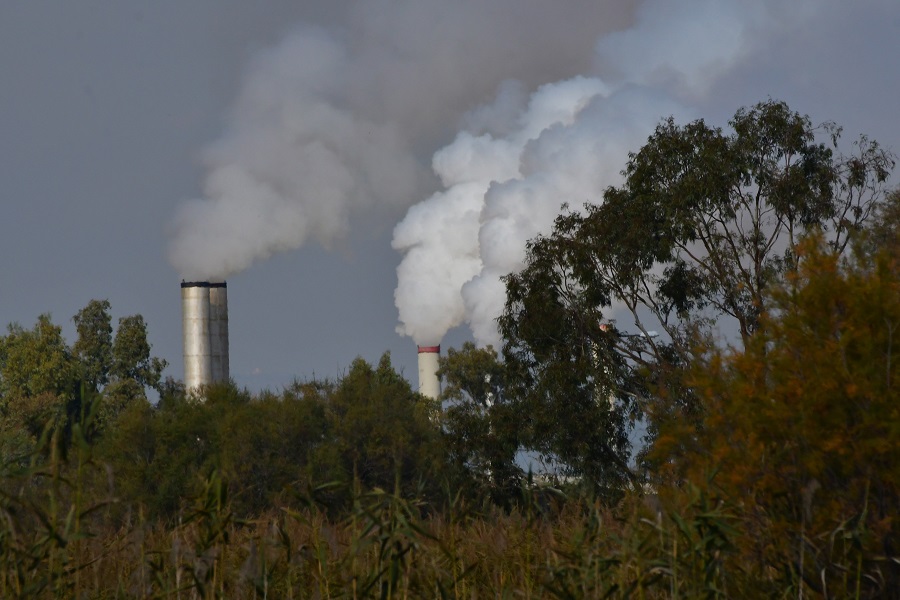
left=209, top=282, right=229, bottom=383
left=181, top=281, right=229, bottom=392
left=182, top=282, right=212, bottom=391
left=417, top=345, right=441, bottom=400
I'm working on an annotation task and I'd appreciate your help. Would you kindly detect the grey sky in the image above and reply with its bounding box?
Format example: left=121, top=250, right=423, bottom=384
left=1, top=1, right=898, bottom=392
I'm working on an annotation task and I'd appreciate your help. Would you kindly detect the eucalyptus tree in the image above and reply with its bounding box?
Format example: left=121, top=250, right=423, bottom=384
left=324, top=353, right=443, bottom=499
left=110, top=315, right=167, bottom=392
left=499, top=99, right=895, bottom=487
left=72, top=299, right=113, bottom=393
left=438, top=342, right=523, bottom=505
left=0, top=314, right=79, bottom=441
left=0, top=314, right=78, bottom=405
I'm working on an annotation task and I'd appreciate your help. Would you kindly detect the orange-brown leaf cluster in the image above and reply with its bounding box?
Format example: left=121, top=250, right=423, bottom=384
left=652, top=235, right=900, bottom=593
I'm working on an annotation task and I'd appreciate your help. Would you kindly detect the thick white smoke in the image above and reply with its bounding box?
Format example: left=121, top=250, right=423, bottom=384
left=168, top=2, right=635, bottom=281
left=392, top=0, right=815, bottom=347
left=169, top=27, right=419, bottom=281
left=166, top=0, right=818, bottom=346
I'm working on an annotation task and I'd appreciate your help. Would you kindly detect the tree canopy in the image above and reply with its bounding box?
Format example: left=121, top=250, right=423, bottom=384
left=499, top=99, right=895, bottom=488
left=72, top=299, right=113, bottom=392
left=653, top=235, right=900, bottom=593
left=0, top=301, right=169, bottom=457
left=438, top=342, right=523, bottom=505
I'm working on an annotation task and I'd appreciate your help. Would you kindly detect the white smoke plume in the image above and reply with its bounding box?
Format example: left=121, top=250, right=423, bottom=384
left=168, top=1, right=635, bottom=281
left=169, top=27, right=419, bottom=281
left=166, top=0, right=818, bottom=346
left=393, top=0, right=815, bottom=347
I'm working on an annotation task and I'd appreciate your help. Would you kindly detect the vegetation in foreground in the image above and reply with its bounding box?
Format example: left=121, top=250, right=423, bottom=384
left=1, top=100, right=898, bottom=597
left=0, top=416, right=893, bottom=598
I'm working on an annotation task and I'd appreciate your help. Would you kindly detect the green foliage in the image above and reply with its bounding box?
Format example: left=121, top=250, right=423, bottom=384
left=325, top=353, right=443, bottom=501
left=0, top=315, right=78, bottom=407
left=0, top=316, right=80, bottom=464
left=216, top=385, right=328, bottom=516
left=439, top=342, right=524, bottom=505
left=72, top=299, right=113, bottom=392
left=0, top=393, right=112, bottom=599
left=96, top=355, right=446, bottom=522
left=110, top=314, right=167, bottom=394
left=100, top=388, right=224, bottom=521
left=0, top=327, right=894, bottom=597
left=97, top=397, right=159, bottom=507
left=499, top=99, right=896, bottom=488
left=0, top=302, right=169, bottom=451
left=5, top=428, right=869, bottom=600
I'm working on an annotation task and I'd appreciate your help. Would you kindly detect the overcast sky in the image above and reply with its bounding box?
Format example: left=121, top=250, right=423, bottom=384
left=1, top=1, right=898, bottom=393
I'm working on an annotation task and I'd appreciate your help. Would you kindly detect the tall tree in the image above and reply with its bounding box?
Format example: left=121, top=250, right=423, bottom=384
left=439, top=342, right=523, bottom=504
left=499, top=100, right=895, bottom=487
left=97, top=314, right=169, bottom=426
left=110, top=315, right=167, bottom=394
left=0, top=314, right=79, bottom=444
left=324, top=353, right=442, bottom=497
left=0, top=314, right=77, bottom=405
left=72, top=299, right=113, bottom=392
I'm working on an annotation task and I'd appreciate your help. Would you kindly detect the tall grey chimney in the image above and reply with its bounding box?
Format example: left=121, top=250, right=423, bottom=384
left=181, top=281, right=229, bottom=392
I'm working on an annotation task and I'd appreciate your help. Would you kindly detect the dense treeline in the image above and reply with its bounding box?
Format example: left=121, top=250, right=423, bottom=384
left=103, top=355, right=443, bottom=520
left=0, top=301, right=166, bottom=464
left=1, top=328, right=446, bottom=519
left=1, top=100, right=899, bottom=597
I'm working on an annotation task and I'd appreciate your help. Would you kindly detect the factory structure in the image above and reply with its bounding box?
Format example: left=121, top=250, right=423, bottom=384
left=180, top=281, right=442, bottom=399
left=417, top=345, right=441, bottom=400
left=181, top=281, right=229, bottom=391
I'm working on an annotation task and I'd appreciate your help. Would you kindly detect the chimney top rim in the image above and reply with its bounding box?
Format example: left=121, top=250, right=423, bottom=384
left=181, top=281, right=227, bottom=288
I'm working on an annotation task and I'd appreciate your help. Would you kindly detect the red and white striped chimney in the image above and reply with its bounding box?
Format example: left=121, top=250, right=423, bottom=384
left=417, top=345, right=441, bottom=400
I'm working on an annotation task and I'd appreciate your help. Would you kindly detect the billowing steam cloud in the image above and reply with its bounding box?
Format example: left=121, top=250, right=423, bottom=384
left=168, top=27, right=419, bottom=281
left=168, top=1, right=635, bottom=281
left=167, top=0, right=818, bottom=347
left=393, top=0, right=815, bottom=347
